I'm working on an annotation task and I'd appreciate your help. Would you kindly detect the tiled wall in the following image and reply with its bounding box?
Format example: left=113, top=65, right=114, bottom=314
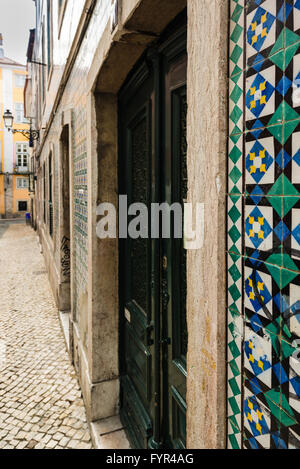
left=72, top=106, right=88, bottom=320
left=228, top=0, right=300, bottom=449
left=36, top=0, right=111, bottom=339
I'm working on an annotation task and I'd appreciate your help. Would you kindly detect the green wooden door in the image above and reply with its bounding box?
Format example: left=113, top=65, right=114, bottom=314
left=119, top=16, right=187, bottom=449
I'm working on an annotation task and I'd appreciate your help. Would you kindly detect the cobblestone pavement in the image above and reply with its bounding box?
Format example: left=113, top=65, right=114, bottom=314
left=0, top=222, right=92, bottom=449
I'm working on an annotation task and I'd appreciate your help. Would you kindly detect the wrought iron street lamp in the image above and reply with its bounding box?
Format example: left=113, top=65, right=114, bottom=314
left=3, top=109, right=39, bottom=148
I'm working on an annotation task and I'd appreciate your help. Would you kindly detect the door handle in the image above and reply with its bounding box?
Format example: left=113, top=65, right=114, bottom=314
left=146, top=323, right=154, bottom=346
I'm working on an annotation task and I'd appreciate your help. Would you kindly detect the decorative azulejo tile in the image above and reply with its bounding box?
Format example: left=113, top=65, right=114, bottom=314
left=285, top=0, right=300, bottom=47
left=246, top=54, right=284, bottom=130
left=245, top=196, right=283, bottom=266
left=229, top=72, right=244, bottom=136
left=227, top=310, right=243, bottom=449
left=227, top=0, right=300, bottom=450
left=283, top=120, right=300, bottom=195
left=284, top=43, right=300, bottom=122
left=290, top=130, right=300, bottom=184
left=280, top=332, right=300, bottom=447
left=227, top=309, right=243, bottom=449
left=228, top=134, right=243, bottom=194
left=228, top=195, right=243, bottom=253
left=230, top=0, right=245, bottom=78
left=282, top=197, right=300, bottom=270
left=244, top=258, right=281, bottom=333
left=228, top=252, right=243, bottom=314
left=246, top=0, right=285, bottom=66
left=245, top=126, right=283, bottom=196
left=281, top=271, right=300, bottom=341
left=243, top=378, right=282, bottom=448
left=243, top=320, right=285, bottom=449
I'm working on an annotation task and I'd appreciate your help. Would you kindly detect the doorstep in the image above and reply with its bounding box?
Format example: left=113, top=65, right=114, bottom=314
left=90, top=415, right=131, bottom=449
left=59, top=310, right=70, bottom=352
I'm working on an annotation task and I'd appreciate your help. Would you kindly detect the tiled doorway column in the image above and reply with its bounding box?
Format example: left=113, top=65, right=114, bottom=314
left=228, top=0, right=300, bottom=449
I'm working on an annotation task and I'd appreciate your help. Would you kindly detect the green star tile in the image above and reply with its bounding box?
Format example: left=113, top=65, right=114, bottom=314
left=228, top=242, right=241, bottom=256
left=281, top=339, right=297, bottom=359
left=230, top=125, right=243, bottom=136
left=229, top=263, right=241, bottom=282
left=268, top=176, right=284, bottom=197
left=231, top=23, right=243, bottom=44
left=268, top=103, right=284, bottom=127
left=283, top=177, right=299, bottom=197
left=284, top=27, right=300, bottom=48
left=284, top=120, right=300, bottom=144
left=283, top=196, right=299, bottom=216
left=266, top=253, right=282, bottom=267
left=231, top=64, right=242, bottom=77
left=230, top=133, right=242, bottom=145
left=267, top=123, right=284, bottom=143
left=265, top=262, right=282, bottom=288
left=231, top=3, right=243, bottom=22
left=228, top=415, right=240, bottom=433
left=229, top=359, right=241, bottom=378
left=230, top=83, right=243, bottom=105
left=230, top=105, right=243, bottom=125
left=270, top=30, right=284, bottom=56
left=228, top=307, right=241, bottom=320
left=285, top=42, right=300, bottom=70
left=228, top=337, right=241, bottom=360
left=269, top=49, right=284, bottom=71
left=228, top=205, right=241, bottom=224
left=228, top=433, right=241, bottom=449
left=283, top=102, right=299, bottom=123
left=265, top=387, right=281, bottom=407
left=228, top=251, right=240, bottom=265
left=228, top=319, right=241, bottom=339
left=232, top=72, right=242, bottom=85
left=228, top=225, right=241, bottom=243
left=230, top=45, right=243, bottom=65
left=228, top=302, right=240, bottom=315
left=229, top=194, right=241, bottom=205
left=267, top=193, right=282, bottom=218
left=229, top=377, right=241, bottom=396
left=280, top=409, right=297, bottom=427
left=228, top=283, right=241, bottom=303
left=229, top=145, right=242, bottom=164
left=229, top=166, right=242, bottom=184
left=228, top=395, right=241, bottom=416
left=265, top=326, right=281, bottom=351
left=281, top=264, right=298, bottom=288
left=229, top=184, right=242, bottom=195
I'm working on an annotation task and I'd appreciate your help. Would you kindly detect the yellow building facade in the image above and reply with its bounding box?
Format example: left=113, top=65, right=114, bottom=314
left=0, top=35, right=30, bottom=218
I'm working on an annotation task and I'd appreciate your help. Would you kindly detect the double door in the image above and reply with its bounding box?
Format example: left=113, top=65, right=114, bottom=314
left=119, top=19, right=187, bottom=449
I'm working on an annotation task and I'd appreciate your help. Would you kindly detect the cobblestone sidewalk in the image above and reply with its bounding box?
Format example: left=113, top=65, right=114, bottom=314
left=0, top=222, right=92, bottom=449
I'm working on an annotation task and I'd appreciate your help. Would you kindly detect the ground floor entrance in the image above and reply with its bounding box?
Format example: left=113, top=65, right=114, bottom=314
left=119, top=15, right=187, bottom=449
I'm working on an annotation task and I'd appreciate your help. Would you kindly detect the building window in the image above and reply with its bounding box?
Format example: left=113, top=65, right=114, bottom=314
left=16, top=178, right=28, bottom=189
left=18, top=201, right=28, bottom=212
left=14, top=103, right=27, bottom=123
left=14, top=74, right=26, bottom=88
left=16, top=143, right=29, bottom=168
left=43, top=162, right=46, bottom=223
left=49, top=153, right=53, bottom=237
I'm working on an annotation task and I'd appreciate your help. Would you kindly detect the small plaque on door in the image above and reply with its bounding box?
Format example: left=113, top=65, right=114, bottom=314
left=125, top=308, right=131, bottom=323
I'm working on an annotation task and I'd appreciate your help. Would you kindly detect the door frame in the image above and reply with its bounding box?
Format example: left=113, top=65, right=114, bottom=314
left=118, top=15, right=187, bottom=449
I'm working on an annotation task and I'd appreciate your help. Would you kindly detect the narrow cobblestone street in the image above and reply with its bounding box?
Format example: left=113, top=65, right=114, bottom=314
left=0, top=222, right=92, bottom=449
